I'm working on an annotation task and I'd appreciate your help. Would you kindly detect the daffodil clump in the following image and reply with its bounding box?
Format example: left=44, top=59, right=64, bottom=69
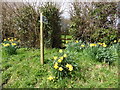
left=1, top=37, right=20, bottom=55
left=50, top=49, right=78, bottom=79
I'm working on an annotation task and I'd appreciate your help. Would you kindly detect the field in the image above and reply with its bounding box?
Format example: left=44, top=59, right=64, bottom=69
left=1, top=41, right=119, bottom=88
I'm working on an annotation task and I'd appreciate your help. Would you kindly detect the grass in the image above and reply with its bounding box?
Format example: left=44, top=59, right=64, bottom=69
left=1, top=47, right=118, bottom=88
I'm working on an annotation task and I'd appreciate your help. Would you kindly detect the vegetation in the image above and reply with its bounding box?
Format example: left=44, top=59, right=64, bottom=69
left=40, top=2, right=62, bottom=48
left=69, top=2, right=118, bottom=44
left=2, top=2, right=62, bottom=48
left=1, top=39, right=119, bottom=88
left=1, top=1, right=119, bottom=89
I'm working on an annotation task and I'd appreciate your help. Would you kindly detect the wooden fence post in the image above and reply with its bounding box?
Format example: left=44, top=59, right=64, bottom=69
left=40, top=13, right=44, bottom=65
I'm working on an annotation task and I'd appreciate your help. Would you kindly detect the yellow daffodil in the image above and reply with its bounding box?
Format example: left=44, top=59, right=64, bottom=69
left=11, top=39, right=14, bottom=42
left=14, top=38, right=17, bottom=40
left=59, top=67, right=63, bottom=71
left=66, top=63, right=70, bottom=68
left=66, top=64, right=73, bottom=71
left=8, top=38, right=10, bottom=40
left=58, top=59, right=62, bottom=63
left=4, top=39, right=6, bottom=41
left=69, top=66, right=73, bottom=71
left=114, top=40, right=117, bottom=43
left=53, top=56, right=57, bottom=60
left=47, top=76, right=54, bottom=80
left=102, top=43, right=107, bottom=47
left=97, top=43, right=102, bottom=45
left=66, top=41, right=68, bottom=44
left=63, top=54, right=67, bottom=58
left=54, top=65, right=58, bottom=69
left=81, top=45, right=85, bottom=47
left=59, top=49, right=63, bottom=53
left=75, top=40, right=79, bottom=43
left=54, top=62, right=58, bottom=66
left=90, top=43, right=96, bottom=47
left=60, top=57, right=64, bottom=60
left=11, top=43, right=17, bottom=46
left=4, top=43, right=10, bottom=47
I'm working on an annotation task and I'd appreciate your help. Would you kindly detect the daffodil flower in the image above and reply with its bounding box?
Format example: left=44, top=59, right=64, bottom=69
left=53, top=56, right=57, bottom=60
left=58, top=59, right=62, bottom=63
left=59, top=49, right=63, bottom=53
left=59, top=67, right=63, bottom=71
left=63, top=54, right=67, bottom=58
left=47, top=76, right=54, bottom=80
left=81, top=45, right=85, bottom=47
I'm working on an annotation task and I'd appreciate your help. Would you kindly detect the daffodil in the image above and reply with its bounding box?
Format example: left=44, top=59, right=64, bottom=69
left=114, top=40, right=117, bottom=43
left=102, top=43, right=107, bottom=47
left=54, top=64, right=58, bottom=69
left=60, top=57, right=64, bottom=60
left=63, top=54, right=67, bottom=58
left=53, top=56, right=57, bottom=60
left=75, top=40, right=79, bottom=43
left=58, top=59, right=62, bottom=63
left=66, top=41, right=68, bottom=43
left=69, top=66, right=73, bottom=71
left=81, top=45, right=85, bottom=47
left=66, top=63, right=70, bottom=68
left=4, top=43, right=10, bottom=47
left=59, top=67, right=63, bottom=71
left=11, top=39, right=14, bottom=42
left=59, top=49, right=63, bottom=53
left=4, top=39, right=6, bottom=41
left=90, top=43, right=96, bottom=47
left=54, top=62, right=58, bottom=66
left=14, top=38, right=17, bottom=40
left=97, top=43, right=103, bottom=46
left=11, top=43, right=17, bottom=46
left=47, top=76, right=54, bottom=80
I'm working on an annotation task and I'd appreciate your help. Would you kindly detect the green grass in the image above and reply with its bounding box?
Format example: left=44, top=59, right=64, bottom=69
left=1, top=47, right=118, bottom=88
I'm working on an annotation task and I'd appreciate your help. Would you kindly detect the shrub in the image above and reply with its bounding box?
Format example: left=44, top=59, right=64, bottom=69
left=2, top=2, right=62, bottom=48
left=69, top=2, right=118, bottom=43
left=91, top=28, right=118, bottom=45
left=40, top=2, right=62, bottom=48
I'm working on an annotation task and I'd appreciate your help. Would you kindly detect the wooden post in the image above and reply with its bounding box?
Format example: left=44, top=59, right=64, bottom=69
left=40, top=13, right=44, bottom=65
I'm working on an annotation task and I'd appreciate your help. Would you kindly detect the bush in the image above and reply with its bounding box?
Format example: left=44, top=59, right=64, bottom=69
left=2, top=2, right=62, bottom=48
left=91, top=28, right=118, bottom=45
left=40, top=2, right=62, bottom=48
left=69, top=2, right=118, bottom=43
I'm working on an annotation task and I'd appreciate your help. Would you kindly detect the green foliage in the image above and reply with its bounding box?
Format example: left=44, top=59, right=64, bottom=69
left=1, top=37, right=19, bottom=55
left=49, top=49, right=78, bottom=80
left=96, top=46, right=118, bottom=64
left=65, top=40, right=119, bottom=64
left=40, top=3, right=62, bottom=48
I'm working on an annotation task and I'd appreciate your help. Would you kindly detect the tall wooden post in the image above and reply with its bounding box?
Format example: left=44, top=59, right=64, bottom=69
left=40, top=13, right=44, bottom=65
